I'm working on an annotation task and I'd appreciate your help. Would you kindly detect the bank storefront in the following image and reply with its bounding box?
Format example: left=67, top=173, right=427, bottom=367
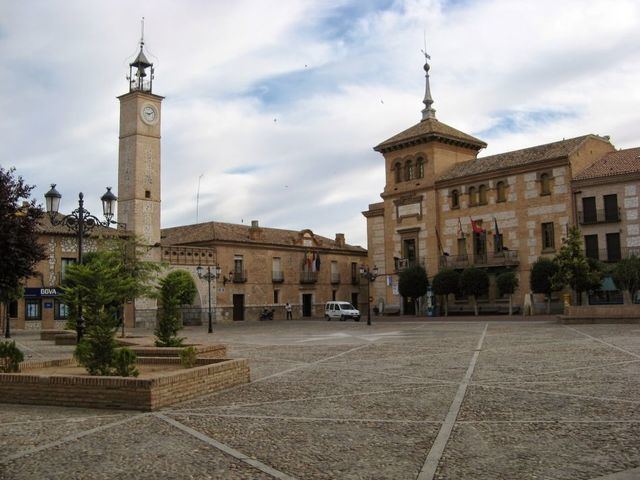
left=14, top=287, right=69, bottom=330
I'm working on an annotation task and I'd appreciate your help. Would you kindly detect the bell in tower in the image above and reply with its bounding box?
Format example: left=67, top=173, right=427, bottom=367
left=127, top=18, right=154, bottom=93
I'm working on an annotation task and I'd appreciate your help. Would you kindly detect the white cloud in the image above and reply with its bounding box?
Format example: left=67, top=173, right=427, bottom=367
left=2, top=0, right=639, bottom=249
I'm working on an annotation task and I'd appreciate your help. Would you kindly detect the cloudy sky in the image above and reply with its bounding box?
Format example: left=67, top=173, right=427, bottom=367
left=2, top=0, right=640, bottom=247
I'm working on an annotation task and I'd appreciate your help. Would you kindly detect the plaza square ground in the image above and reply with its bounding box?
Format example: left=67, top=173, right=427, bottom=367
left=2, top=318, right=640, bottom=480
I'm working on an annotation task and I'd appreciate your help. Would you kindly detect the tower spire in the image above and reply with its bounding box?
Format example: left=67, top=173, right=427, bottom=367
left=140, top=17, right=145, bottom=47
left=420, top=47, right=436, bottom=121
left=127, top=18, right=154, bottom=93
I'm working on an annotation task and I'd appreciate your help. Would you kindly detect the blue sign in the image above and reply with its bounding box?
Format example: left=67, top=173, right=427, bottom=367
left=44, top=302, right=53, bottom=309
left=24, top=288, right=61, bottom=297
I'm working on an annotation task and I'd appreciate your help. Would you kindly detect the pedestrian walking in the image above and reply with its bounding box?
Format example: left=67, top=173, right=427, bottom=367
left=285, top=302, right=293, bottom=320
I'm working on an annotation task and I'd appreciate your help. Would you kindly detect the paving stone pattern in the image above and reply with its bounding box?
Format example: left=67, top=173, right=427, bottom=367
left=2, top=319, right=640, bottom=479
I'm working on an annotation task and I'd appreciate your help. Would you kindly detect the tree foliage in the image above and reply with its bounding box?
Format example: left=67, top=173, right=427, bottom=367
left=432, top=269, right=460, bottom=316
left=459, top=267, right=489, bottom=316
left=551, top=226, right=602, bottom=303
left=155, top=270, right=197, bottom=346
left=612, top=256, right=640, bottom=304
left=496, top=271, right=519, bottom=296
left=530, top=257, right=558, bottom=296
left=398, top=265, right=428, bottom=315
left=0, top=168, right=46, bottom=303
left=0, top=340, right=24, bottom=372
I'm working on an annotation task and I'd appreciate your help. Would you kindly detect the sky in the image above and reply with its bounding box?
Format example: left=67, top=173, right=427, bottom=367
left=2, top=0, right=640, bottom=248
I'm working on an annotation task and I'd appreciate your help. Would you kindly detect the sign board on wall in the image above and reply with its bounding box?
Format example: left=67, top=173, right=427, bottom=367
left=24, top=288, right=61, bottom=297
left=397, top=203, right=421, bottom=218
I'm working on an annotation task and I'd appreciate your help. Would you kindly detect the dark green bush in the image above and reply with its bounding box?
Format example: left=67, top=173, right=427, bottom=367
left=0, top=340, right=24, bottom=373
left=112, top=348, right=139, bottom=377
left=179, top=346, right=198, bottom=369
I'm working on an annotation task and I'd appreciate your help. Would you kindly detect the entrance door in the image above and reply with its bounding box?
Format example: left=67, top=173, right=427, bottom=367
left=302, top=294, right=313, bottom=317
left=232, top=294, right=244, bottom=321
left=403, top=296, right=416, bottom=315
left=351, top=293, right=359, bottom=311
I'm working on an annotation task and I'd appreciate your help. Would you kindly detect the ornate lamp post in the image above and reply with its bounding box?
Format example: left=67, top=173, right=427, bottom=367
left=44, top=184, right=119, bottom=342
left=196, top=265, right=221, bottom=334
left=359, top=265, right=379, bottom=326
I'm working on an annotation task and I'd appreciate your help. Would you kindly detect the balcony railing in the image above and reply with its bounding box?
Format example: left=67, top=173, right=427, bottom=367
left=300, top=271, right=318, bottom=284
left=439, top=250, right=520, bottom=269
left=232, top=270, right=247, bottom=283
left=586, top=247, right=640, bottom=263
left=272, top=270, right=284, bottom=283
left=330, top=272, right=341, bottom=284
left=394, top=257, right=426, bottom=272
left=578, top=208, right=621, bottom=225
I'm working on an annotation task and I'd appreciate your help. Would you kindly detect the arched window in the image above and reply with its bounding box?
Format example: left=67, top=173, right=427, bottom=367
left=394, top=163, right=402, bottom=183
left=404, top=160, right=415, bottom=180
left=417, top=157, right=425, bottom=178
left=468, top=186, right=477, bottom=206
left=405, top=161, right=414, bottom=181
left=451, top=190, right=459, bottom=209
left=479, top=184, right=488, bottom=205
left=540, top=173, right=551, bottom=195
left=496, top=181, right=507, bottom=202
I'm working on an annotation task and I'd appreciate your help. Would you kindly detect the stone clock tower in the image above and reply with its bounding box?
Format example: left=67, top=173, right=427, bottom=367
left=117, top=38, right=163, bottom=249
left=117, top=36, right=163, bottom=326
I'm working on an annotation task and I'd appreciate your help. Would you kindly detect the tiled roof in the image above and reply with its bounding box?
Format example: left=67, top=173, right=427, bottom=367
left=37, top=213, right=123, bottom=237
left=161, top=221, right=366, bottom=253
left=573, top=147, right=640, bottom=181
left=374, top=118, right=487, bottom=152
left=437, top=135, right=596, bottom=181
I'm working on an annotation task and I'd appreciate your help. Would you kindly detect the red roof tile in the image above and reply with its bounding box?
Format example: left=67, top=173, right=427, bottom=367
left=573, top=147, right=640, bottom=180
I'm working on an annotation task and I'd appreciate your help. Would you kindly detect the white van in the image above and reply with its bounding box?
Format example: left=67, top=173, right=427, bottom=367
left=324, top=301, right=360, bottom=322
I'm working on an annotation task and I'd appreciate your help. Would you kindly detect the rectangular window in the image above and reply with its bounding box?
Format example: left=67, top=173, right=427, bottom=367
left=603, top=194, right=619, bottom=222
left=402, top=238, right=417, bottom=265
left=606, top=233, right=621, bottom=262
left=25, top=299, right=42, bottom=320
left=457, top=237, right=467, bottom=258
left=60, top=258, right=76, bottom=283
left=332, top=290, right=337, bottom=301
left=273, top=290, right=279, bottom=304
left=541, top=222, right=555, bottom=251
left=54, top=299, right=69, bottom=320
left=584, top=235, right=599, bottom=260
left=582, top=197, right=597, bottom=224
left=234, top=255, right=244, bottom=274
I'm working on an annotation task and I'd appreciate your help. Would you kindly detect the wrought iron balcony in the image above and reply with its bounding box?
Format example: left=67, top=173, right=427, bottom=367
left=300, top=271, right=318, bottom=284
left=232, top=269, right=247, bottom=283
left=330, top=272, right=341, bottom=284
left=272, top=270, right=284, bottom=283
left=585, top=247, right=640, bottom=263
left=578, top=208, right=621, bottom=225
left=439, top=250, right=520, bottom=269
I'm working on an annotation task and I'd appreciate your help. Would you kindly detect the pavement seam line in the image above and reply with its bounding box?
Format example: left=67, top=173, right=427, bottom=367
left=564, top=326, right=640, bottom=360
left=154, top=413, right=298, bottom=480
left=416, top=323, right=489, bottom=480
left=471, top=383, right=640, bottom=404
left=0, top=414, right=146, bottom=465
left=170, top=412, right=444, bottom=424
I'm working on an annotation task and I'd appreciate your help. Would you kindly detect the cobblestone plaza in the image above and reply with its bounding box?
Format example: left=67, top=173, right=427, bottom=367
left=2, top=319, right=640, bottom=479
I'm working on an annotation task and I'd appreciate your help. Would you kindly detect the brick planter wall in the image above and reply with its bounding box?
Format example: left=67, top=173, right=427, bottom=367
left=123, top=344, right=227, bottom=358
left=0, top=357, right=249, bottom=411
left=558, top=305, right=640, bottom=324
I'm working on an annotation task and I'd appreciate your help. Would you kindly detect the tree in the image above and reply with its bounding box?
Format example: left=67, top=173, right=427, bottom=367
left=398, top=265, right=428, bottom=315
left=496, top=271, right=519, bottom=315
left=530, top=257, right=559, bottom=314
left=459, top=267, right=489, bottom=316
left=551, top=226, right=602, bottom=305
left=155, top=270, right=197, bottom=346
left=611, top=256, right=640, bottom=304
left=432, top=269, right=460, bottom=316
left=0, top=168, right=46, bottom=337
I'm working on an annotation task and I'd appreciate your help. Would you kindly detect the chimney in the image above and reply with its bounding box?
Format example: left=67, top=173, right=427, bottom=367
left=335, top=233, right=345, bottom=247
left=249, top=220, right=262, bottom=240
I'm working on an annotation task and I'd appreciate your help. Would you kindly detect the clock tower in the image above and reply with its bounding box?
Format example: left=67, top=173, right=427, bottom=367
left=117, top=35, right=163, bottom=249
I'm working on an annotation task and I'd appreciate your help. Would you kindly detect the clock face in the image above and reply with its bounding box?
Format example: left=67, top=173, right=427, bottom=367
left=141, top=104, right=158, bottom=124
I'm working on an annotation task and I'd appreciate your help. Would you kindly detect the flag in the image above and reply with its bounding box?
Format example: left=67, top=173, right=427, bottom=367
left=435, top=228, right=444, bottom=255
left=469, top=217, right=485, bottom=234
left=493, top=217, right=503, bottom=252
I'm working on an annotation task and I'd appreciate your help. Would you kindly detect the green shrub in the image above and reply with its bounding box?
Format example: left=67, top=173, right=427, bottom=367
left=155, top=270, right=196, bottom=347
left=179, top=346, right=198, bottom=369
left=74, top=312, right=118, bottom=376
left=112, top=348, right=139, bottom=377
left=0, top=341, right=24, bottom=373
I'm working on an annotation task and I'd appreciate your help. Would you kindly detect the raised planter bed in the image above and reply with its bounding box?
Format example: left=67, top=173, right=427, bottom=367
left=121, top=343, right=227, bottom=358
left=40, top=329, right=75, bottom=341
left=54, top=333, right=77, bottom=345
left=558, top=305, right=640, bottom=324
left=0, top=356, right=249, bottom=411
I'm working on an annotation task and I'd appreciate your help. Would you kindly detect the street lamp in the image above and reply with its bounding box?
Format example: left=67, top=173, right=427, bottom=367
left=196, top=264, right=221, bottom=333
left=359, top=264, right=379, bottom=326
left=44, top=184, right=120, bottom=342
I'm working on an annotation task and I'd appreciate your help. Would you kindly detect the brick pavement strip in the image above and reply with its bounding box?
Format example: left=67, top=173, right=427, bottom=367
left=417, top=323, right=488, bottom=480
